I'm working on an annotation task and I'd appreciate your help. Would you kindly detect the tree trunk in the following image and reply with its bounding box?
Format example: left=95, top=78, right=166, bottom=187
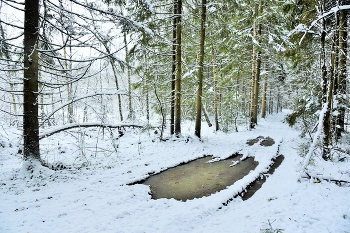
left=174, top=0, right=182, bottom=136
left=250, top=0, right=263, bottom=128
left=212, top=46, right=219, bottom=131
left=269, top=88, right=273, bottom=114
left=261, top=77, right=267, bottom=118
left=68, top=61, right=74, bottom=123
left=170, top=1, right=177, bottom=135
left=333, top=16, right=340, bottom=96
left=153, top=83, right=165, bottom=140
left=331, top=15, right=339, bottom=137
left=141, top=52, right=150, bottom=123
left=100, top=41, right=124, bottom=122
left=83, top=79, right=89, bottom=123
left=111, top=61, right=124, bottom=122
left=63, top=46, right=74, bottom=123
left=39, top=81, right=45, bottom=128
left=23, top=0, right=40, bottom=160
left=253, top=50, right=261, bottom=121
left=320, top=0, right=327, bottom=105
left=323, top=39, right=336, bottom=160
left=10, top=83, right=17, bottom=114
left=59, top=1, right=74, bottom=124
left=146, top=85, right=150, bottom=122
left=201, top=103, right=212, bottom=127
left=195, top=0, right=206, bottom=138
left=124, top=34, right=135, bottom=121
left=276, top=86, right=281, bottom=113
left=249, top=22, right=256, bottom=129
left=336, top=8, right=348, bottom=138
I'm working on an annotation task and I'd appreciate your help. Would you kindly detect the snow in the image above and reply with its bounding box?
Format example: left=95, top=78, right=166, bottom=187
left=302, top=103, right=327, bottom=171
left=1, top=111, right=350, bottom=233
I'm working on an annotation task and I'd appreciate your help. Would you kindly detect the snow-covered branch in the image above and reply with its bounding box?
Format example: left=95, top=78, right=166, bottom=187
left=296, top=5, right=350, bottom=44
left=311, top=5, right=350, bottom=28
left=301, top=172, right=350, bottom=186
left=39, top=122, right=143, bottom=139
left=301, top=103, right=328, bottom=170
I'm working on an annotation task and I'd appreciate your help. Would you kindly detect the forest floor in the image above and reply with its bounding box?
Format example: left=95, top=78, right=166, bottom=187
left=1, top=110, right=350, bottom=233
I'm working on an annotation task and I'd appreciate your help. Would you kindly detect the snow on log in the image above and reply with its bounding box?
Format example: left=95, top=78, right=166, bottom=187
left=301, top=172, right=350, bottom=186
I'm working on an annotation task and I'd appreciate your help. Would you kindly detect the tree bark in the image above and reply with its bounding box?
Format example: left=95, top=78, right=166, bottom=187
left=250, top=0, right=263, bottom=128
left=323, top=39, right=336, bottom=160
left=195, top=0, right=206, bottom=138
left=253, top=50, right=261, bottom=121
left=124, top=33, right=135, bottom=121
left=201, top=103, right=212, bottom=127
left=146, top=85, right=150, bottom=122
left=111, top=60, right=124, bottom=122
left=174, top=0, right=182, bottom=136
left=170, top=1, right=177, bottom=135
left=320, top=0, right=327, bottom=105
left=101, top=41, right=124, bottom=122
left=336, top=8, right=348, bottom=138
left=23, top=0, right=40, bottom=160
left=261, top=76, right=267, bottom=119
left=249, top=21, right=256, bottom=129
left=319, top=1, right=331, bottom=160
left=60, top=1, right=74, bottom=124
left=10, top=83, right=17, bottom=114
left=212, top=46, right=219, bottom=131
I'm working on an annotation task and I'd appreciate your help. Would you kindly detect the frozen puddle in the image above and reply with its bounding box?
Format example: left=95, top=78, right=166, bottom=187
left=140, top=154, right=258, bottom=201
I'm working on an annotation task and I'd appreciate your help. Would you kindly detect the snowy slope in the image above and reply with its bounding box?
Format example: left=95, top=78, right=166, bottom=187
left=1, top=111, right=349, bottom=233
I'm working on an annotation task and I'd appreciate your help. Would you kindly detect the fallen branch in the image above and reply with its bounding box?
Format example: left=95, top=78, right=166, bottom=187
left=201, top=103, right=212, bottom=127
left=301, top=172, right=350, bottom=186
left=333, top=147, right=350, bottom=156
left=301, top=103, right=327, bottom=171
left=39, top=122, right=143, bottom=139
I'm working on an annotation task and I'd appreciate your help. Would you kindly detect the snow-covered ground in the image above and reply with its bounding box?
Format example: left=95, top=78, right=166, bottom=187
left=1, top=111, right=350, bottom=233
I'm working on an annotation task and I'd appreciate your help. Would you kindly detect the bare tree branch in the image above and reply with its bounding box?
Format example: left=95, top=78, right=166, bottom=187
left=39, top=122, right=143, bottom=139
left=40, top=91, right=127, bottom=126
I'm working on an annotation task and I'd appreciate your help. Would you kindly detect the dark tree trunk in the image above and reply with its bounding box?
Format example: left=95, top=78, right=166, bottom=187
left=336, top=7, right=348, bottom=138
left=212, top=46, right=219, bottom=131
left=261, top=77, right=267, bottom=119
left=323, top=39, right=336, bottom=160
left=249, top=26, right=256, bottom=129
left=320, top=0, right=327, bottom=103
left=195, top=0, right=207, bottom=138
left=23, top=0, right=40, bottom=160
left=170, top=1, right=177, bottom=135
left=174, top=0, right=182, bottom=136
